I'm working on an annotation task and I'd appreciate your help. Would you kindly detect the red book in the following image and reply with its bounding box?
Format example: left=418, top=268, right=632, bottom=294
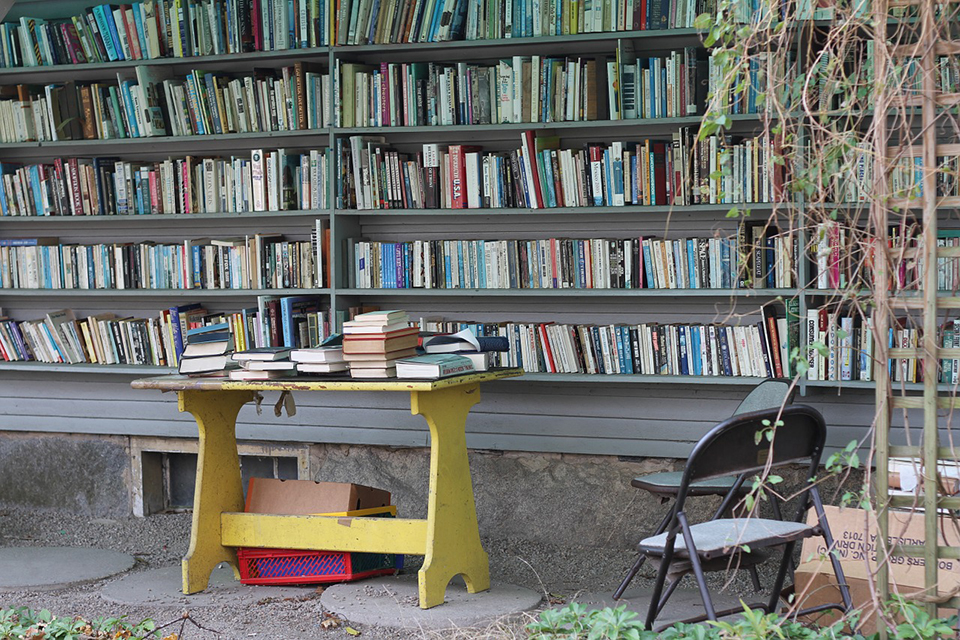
left=252, top=0, right=263, bottom=51
left=267, top=299, right=281, bottom=347
left=119, top=6, right=141, bottom=60
left=380, top=62, right=390, bottom=126
left=639, top=0, right=647, bottom=30
left=521, top=131, right=545, bottom=209
left=448, top=144, right=481, bottom=209
left=537, top=323, right=557, bottom=373
left=652, top=142, right=668, bottom=206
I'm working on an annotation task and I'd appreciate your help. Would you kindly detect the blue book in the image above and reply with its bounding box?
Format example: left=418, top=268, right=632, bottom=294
left=591, top=327, right=605, bottom=374
left=457, top=241, right=466, bottom=288
left=478, top=240, right=487, bottom=288
left=29, top=165, right=44, bottom=215
left=718, top=328, right=733, bottom=376
left=692, top=327, right=702, bottom=375
left=443, top=242, right=452, bottom=288
left=192, top=244, right=202, bottom=286
left=686, top=238, right=697, bottom=288
left=92, top=5, right=120, bottom=61
left=642, top=241, right=654, bottom=288
left=622, top=327, right=634, bottom=373
left=365, top=0, right=382, bottom=43
left=603, top=149, right=613, bottom=206
left=132, top=4, right=148, bottom=58
left=399, top=243, right=407, bottom=288
left=186, top=322, right=229, bottom=337
left=103, top=5, right=125, bottom=61
left=427, top=0, right=445, bottom=41
left=280, top=295, right=320, bottom=348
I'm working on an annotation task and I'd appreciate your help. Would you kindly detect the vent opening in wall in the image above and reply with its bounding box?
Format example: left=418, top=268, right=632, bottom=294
left=141, top=452, right=300, bottom=512
left=132, top=439, right=310, bottom=516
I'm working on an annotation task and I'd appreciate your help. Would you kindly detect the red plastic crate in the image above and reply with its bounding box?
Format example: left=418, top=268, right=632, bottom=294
left=237, top=547, right=399, bottom=585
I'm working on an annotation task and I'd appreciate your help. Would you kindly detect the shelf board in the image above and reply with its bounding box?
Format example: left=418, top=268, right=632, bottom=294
left=338, top=287, right=798, bottom=297
left=512, top=373, right=766, bottom=384
left=0, top=210, right=330, bottom=223
left=0, top=360, right=766, bottom=384
left=804, top=379, right=960, bottom=392
left=0, top=47, right=331, bottom=82
left=338, top=203, right=782, bottom=216
left=0, top=288, right=330, bottom=298
left=0, top=361, right=173, bottom=375
left=0, top=129, right=331, bottom=155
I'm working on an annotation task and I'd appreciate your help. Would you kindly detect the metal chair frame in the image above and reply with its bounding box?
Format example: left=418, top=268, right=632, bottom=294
left=614, top=378, right=796, bottom=600
left=638, top=405, right=853, bottom=630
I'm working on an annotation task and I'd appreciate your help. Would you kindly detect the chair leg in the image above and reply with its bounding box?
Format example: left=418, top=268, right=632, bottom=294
left=748, top=565, right=762, bottom=592
left=613, top=554, right=646, bottom=601
left=615, top=505, right=675, bottom=601
left=678, top=512, right=717, bottom=621
left=654, top=578, right=684, bottom=619
left=811, top=489, right=853, bottom=612
left=766, top=539, right=797, bottom=615
left=644, top=544, right=675, bottom=630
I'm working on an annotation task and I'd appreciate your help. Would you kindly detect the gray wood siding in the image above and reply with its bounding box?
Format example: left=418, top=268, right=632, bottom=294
left=0, top=371, right=896, bottom=458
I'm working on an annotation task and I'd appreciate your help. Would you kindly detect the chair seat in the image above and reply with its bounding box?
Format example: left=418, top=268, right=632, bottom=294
left=638, top=518, right=817, bottom=560
left=632, top=471, right=742, bottom=497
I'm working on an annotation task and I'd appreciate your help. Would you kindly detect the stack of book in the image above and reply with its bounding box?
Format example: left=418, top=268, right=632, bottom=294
left=291, top=345, right=347, bottom=374
left=422, top=329, right=511, bottom=371
left=229, top=346, right=296, bottom=380
left=396, top=353, right=476, bottom=380
left=342, top=310, right=418, bottom=378
left=178, top=322, right=235, bottom=376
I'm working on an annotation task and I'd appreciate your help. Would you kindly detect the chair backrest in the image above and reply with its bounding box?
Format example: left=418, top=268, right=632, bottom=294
left=675, top=405, right=826, bottom=513
left=732, top=378, right=797, bottom=416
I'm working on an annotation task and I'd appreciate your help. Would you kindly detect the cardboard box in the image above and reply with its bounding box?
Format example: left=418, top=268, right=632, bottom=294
left=795, top=505, right=960, bottom=633
left=244, top=479, right=391, bottom=515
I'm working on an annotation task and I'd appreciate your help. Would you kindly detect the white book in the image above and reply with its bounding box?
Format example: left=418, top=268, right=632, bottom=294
left=251, top=149, right=266, bottom=211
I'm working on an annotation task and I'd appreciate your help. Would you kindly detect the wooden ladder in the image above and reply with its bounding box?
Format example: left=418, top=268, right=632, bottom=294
left=873, top=0, right=960, bottom=630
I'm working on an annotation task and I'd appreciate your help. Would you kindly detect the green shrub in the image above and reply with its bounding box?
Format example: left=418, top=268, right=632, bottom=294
left=0, top=607, right=158, bottom=640
left=526, top=597, right=958, bottom=640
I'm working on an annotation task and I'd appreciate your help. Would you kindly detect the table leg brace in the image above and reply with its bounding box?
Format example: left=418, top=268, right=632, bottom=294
left=411, top=383, right=490, bottom=608
left=179, top=389, right=256, bottom=594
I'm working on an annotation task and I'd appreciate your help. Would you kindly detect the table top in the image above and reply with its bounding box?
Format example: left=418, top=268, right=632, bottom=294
left=131, top=368, right=523, bottom=392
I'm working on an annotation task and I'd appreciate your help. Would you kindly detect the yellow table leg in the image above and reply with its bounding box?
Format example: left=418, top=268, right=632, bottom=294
left=178, top=389, right=255, bottom=594
left=411, top=383, right=489, bottom=609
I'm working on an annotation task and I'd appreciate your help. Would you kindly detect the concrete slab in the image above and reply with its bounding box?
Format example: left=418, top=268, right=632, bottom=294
left=320, top=574, right=542, bottom=630
left=0, top=547, right=135, bottom=591
left=101, top=564, right=313, bottom=607
left=573, top=586, right=751, bottom=628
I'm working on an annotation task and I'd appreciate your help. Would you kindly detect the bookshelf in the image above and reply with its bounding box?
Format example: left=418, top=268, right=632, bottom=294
left=0, top=0, right=897, bottom=460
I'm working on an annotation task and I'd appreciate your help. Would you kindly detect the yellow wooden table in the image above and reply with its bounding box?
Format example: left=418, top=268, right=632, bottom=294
left=131, top=369, right=522, bottom=609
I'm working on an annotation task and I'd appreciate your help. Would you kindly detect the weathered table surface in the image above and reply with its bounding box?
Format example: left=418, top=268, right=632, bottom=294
left=131, top=368, right=522, bottom=608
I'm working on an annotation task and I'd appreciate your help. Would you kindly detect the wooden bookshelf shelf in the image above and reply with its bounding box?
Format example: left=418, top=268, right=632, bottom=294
left=0, top=288, right=330, bottom=298
left=338, top=288, right=798, bottom=298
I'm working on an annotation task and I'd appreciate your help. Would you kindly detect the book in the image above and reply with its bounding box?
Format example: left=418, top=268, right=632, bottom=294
left=241, top=360, right=298, bottom=371
left=349, top=365, right=397, bottom=378
left=423, top=328, right=510, bottom=352
left=290, top=346, right=345, bottom=363
left=179, top=353, right=236, bottom=375
left=342, top=326, right=419, bottom=354
left=232, top=346, right=292, bottom=361
left=228, top=368, right=296, bottom=380
left=182, top=341, right=231, bottom=358
left=396, top=353, right=476, bottom=378
left=298, top=361, right=349, bottom=373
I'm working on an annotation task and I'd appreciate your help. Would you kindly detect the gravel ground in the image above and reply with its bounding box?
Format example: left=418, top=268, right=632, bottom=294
left=0, top=507, right=658, bottom=640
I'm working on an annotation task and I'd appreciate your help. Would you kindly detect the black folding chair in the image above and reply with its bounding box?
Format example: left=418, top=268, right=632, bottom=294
left=637, top=405, right=853, bottom=630
left=614, top=378, right=797, bottom=600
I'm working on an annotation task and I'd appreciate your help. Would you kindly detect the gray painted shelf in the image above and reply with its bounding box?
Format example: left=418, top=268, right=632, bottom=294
left=0, top=288, right=330, bottom=297
left=338, top=288, right=798, bottom=297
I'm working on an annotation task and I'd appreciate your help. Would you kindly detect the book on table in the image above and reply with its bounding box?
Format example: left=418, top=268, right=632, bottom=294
left=290, top=346, right=345, bottom=363
left=342, top=327, right=419, bottom=354
left=228, top=369, right=297, bottom=380
left=298, top=361, right=349, bottom=374
left=232, top=347, right=293, bottom=361
left=344, top=309, right=409, bottom=326
left=240, top=360, right=298, bottom=371
left=396, top=354, right=476, bottom=379
left=179, top=354, right=238, bottom=375
left=349, top=366, right=397, bottom=379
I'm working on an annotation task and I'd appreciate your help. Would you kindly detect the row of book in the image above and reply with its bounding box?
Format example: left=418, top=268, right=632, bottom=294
left=339, top=131, right=788, bottom=211
left=350, top=230, right=796, bottom=290
left=0, top=150, right=334, bottom=218
left=419, top=303, right=797, bottom=377
left=337, top=47, right=710, bottom=128
left=2, top=0, right=334, bottom=69
left=0, top=297, right=334, bottom=366
left=810, top=222, right=960, bottom=293
left=0, top=232, right=325, bottom=290
left=337, top=0, right=716, bottom=45
left=0, top=62, right=330, bottom=143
